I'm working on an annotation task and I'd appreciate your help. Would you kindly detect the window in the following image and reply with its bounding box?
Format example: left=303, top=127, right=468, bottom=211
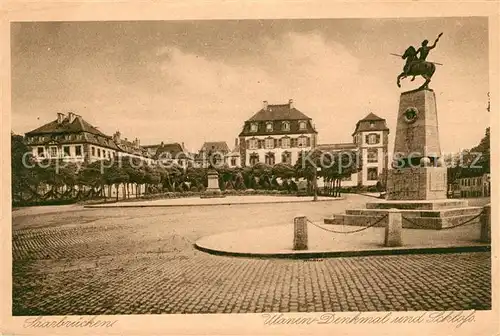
left=231, top=158, right=237, bottom=166
left=370, top=122, right=375, bottom=128
left=299, top=121, right=307, bottom=130
left=250, top=153, right=259, bottom=165
left=91, top=147, right=95, bottom=156
left=250, top=123, right=258, bottom=132
left=282, top=122, right=290, bottom=131
left=297, top=137, right=308, bottom=147
left=75, top=145, right=82, bottom=156
left=367, top=167, right=378, bottom=181
left=281, top=137, right=290, bottom=149
left=63, top=146, right=70, bottom=156
left=265, top=152, right=275, bottom=165
left=365, top=133, right=380, bottom=145
left=249, top=139, right=259, bottom=150
left=282, top=151, right=292, bottom=164
left=265, top=138, right=274, bottom=149
left=97, top=148, right=101, bottom=157
left=37, top=147, right=44, bottom=156
left=50, top=147, right=57, bottom=157
left=367, top=148, right=378, bottom=163
left=266, top=122, right=273, bottom=132
left=64, top=134, right=71, bottom=140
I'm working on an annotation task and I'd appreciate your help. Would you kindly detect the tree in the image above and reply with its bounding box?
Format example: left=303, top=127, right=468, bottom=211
left=294, top=149, right=322, bottom=195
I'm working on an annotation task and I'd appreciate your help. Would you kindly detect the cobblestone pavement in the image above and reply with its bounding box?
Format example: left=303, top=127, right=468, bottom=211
left=12, top=195, right=491, bottom=315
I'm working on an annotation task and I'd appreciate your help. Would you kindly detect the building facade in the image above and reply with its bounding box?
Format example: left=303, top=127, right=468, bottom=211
left=316, top=113, right=389, bottom=187
left=238, top=99, right=318, bottom=167
left=25, top=112, right=153, bottom=164
left=143, top=142, right=192, bottom=169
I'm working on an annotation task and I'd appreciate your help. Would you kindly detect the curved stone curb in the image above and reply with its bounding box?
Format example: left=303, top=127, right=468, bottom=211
left=194, top=242, right=490, bottom=259
left=83, top=197, right=345, bottom=209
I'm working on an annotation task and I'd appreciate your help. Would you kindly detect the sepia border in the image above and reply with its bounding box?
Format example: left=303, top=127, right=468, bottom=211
left=1, top=1, right=499, bottom=335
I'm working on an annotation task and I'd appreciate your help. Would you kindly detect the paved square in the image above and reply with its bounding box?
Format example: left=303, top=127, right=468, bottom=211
left=12, top=195, right=491, bottom=315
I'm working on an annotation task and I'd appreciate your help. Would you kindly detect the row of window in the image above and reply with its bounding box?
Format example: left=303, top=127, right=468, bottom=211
left=247, top=137, right=310, bottom=150
left=460, top=177, right=484, bottom=187
left=29, top=134, right=85, bottom=143
left=249, top=120, right=308, bottom=133
left=36, top=145, right=114, bottom=158
left=248, top=151, right=292, bottom=166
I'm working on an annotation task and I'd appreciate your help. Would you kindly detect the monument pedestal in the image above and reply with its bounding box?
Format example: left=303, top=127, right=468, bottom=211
left=201, top=169, right=225, bottom=198
left=324, top=88, right=482, bottom=230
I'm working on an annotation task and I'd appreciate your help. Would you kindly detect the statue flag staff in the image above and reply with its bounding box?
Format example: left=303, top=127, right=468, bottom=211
left=390, top=53, right=443, bottom=66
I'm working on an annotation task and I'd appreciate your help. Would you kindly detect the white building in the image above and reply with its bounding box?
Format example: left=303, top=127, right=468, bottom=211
left=238, top=99, right=318, bottom=167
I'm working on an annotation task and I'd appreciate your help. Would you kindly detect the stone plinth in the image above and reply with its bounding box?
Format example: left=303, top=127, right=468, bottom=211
left=387, top=167, right=447, bottom=200
left=394, top=89, right=441, bottom=158
left=206, top=170, right=220, bottom=192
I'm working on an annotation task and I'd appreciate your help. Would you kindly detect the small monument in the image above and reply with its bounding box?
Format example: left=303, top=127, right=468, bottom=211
left=325, top=33, right=483, bottom=229
left=201, top=148, right=225, bottom=198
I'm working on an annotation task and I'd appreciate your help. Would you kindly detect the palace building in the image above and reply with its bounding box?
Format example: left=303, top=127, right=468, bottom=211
left=238, top=99, right=318, bottom=167
left=24, top=112, right=154, bottom=164
left=317, top=112, right=390, bottom=187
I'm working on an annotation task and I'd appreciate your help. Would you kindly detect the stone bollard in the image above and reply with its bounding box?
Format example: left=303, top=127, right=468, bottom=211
left=385, top=209, right=403, bottom=247
left=293, top=216, right=308, bottom=250
left=480, top=204, right=491, bottom=243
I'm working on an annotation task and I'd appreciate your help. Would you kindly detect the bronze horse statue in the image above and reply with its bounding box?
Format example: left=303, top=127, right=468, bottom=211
left=397, top=46, right=436, bottom=90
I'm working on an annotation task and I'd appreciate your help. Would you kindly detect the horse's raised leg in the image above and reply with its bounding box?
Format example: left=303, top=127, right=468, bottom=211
left=397, top=73, right=406, bottom=88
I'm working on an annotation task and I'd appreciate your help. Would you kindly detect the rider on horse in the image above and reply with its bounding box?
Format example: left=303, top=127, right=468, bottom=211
left=403, top=33, right=443, bottom=74
left=397, top=33, right=443, bottom=89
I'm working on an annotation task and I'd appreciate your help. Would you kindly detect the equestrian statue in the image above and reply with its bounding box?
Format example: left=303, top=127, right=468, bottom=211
left=395, top=32, right=443, bottom=90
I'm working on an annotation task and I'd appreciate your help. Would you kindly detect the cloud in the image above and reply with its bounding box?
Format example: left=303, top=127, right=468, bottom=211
left=140, top=32, right=392, bottom=150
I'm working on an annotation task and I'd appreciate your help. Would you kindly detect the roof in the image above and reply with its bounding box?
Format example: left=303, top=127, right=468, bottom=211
left=226, top=143, right=241, bottom=157
left=352, top=112, right=389, bottom=135
left=115, top=138, right=151, bottom=158
left=359, top=112, right=385, bottom=122
left=316, top=143, right=357, bottom=151
left=200, top=141, right=230, bottom=153
left=26, top=113, right=108, bottom=138
left=248, top=104, right=312, bottom=122
left=153, top=143, right=191, bottom=160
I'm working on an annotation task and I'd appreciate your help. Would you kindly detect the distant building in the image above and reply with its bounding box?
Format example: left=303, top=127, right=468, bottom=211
left=238, top=99, right=318, bottom=167
left=226, top=138, right=241, bottom=168
left=197, top=141, right=230, bottom=167
left=450, top=173, right=490, bottom=198
left=25, top=112, right=152, bottom=164
left=112, top=132, right=154, bottom=165
left=143, top=142, right=192, bottom=169
left=316, top=112, right=389, bottom=187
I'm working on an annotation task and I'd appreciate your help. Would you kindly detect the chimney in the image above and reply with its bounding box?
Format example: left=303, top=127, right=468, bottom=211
left=57, top=113, right=65, bottom=124
left=68, top=112, right=77, bottom=123
left=262, top=100, right=268, bottom=110
left=181, top=142, right=185, bottom=150
left=134, top=137, right=140, bottom=147
left=235, top=138, right=238, bottom=147
left=113, top=131, right=121, bottom=143
left=161, top=141, right=164, bottom=147
left=289, top=99, right=294, bottom=109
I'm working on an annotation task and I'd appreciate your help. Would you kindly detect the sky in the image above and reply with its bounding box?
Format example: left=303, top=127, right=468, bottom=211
left=11, top=17, right=489, bottom=154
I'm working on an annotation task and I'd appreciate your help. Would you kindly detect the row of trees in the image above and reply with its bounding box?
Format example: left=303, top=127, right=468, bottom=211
left=11, top=134, right=359, bottom=205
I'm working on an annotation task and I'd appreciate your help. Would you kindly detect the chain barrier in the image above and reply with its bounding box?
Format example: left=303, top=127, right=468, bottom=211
left=402, top=209, right=485, bottom=230
left=306, top=214, right=388, bottom=234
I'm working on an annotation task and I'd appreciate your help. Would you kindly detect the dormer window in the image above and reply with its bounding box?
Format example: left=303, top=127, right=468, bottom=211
left=370, top=122, right=375, bottom=128
left=299, top=121, right=307, bottom=130
left=266, top=122, right=273, bottom=132
left=281, top=121, right=290, bottom=131
left=250, top=123, right=258, bottom=132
